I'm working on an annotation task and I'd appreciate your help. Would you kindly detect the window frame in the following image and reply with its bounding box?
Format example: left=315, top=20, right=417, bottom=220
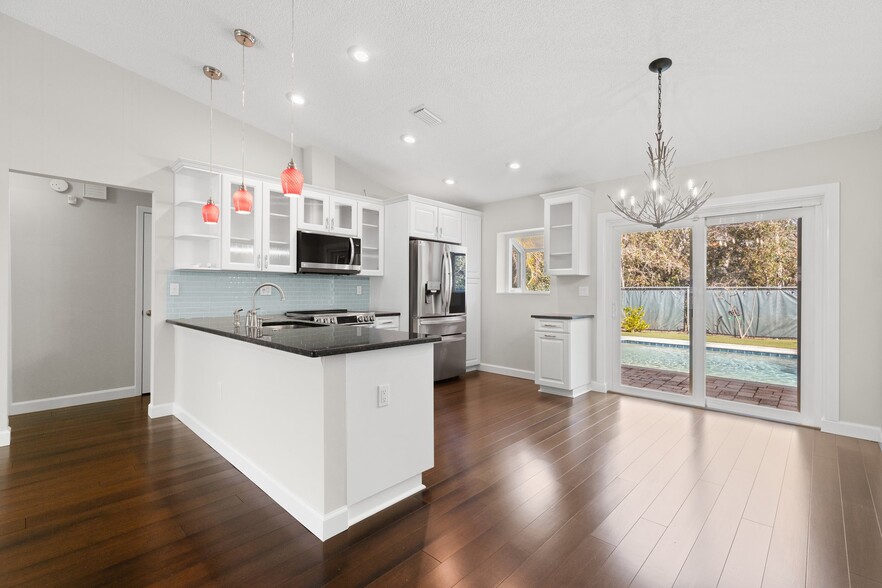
left=498, top=228, right=551, bottom=295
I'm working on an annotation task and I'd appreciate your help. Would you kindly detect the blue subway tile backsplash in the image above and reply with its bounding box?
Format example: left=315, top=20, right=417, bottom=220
left=166, top=271, right=370, bottom=319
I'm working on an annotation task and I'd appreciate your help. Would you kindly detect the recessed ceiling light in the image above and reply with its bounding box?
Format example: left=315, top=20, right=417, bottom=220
left=444, top=178, right=456, bottom=185
left=400, top=134, right=416, bottom=144
left=285, top=92, right=305, bottom=106
left=508, top=162, right=521, bottom=170
left=347, top=46, right=370, bottom=63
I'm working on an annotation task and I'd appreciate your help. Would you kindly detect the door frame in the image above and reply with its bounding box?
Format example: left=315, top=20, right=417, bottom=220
left=596, top=183, right=840, bottom=428
left=135, top=205, right=152, bottom=396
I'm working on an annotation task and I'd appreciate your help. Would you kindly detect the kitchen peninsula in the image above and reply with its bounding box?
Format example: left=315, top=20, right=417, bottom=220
left=168, top=317, right=439, bottom=541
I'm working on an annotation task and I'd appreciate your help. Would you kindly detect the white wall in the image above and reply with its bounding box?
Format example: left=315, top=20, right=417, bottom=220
left=0, top=15, right=390, bottom=438
left=481, top=129, right=882, bottom=429
left=10, top=172, right=152, bottom=404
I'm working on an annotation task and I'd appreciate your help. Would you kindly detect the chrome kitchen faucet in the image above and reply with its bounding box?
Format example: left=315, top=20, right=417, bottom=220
left=246, top=283, right=286, bottom=329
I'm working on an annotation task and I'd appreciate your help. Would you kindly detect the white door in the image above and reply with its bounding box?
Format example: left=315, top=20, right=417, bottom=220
left=437, top=208, right=462, bottom=243
left=141, top=211, right=152, bottom=395
left=535, top=332, right=568, bottom=388
left=262, top=183, right=297, bottom=273
left=221, top=174, right=263, bottom=271
left=410, top=202, right=438, bottom=240
left=298, top=189, right=330, bottom=233
left=330, top=195, right=358, bottom=236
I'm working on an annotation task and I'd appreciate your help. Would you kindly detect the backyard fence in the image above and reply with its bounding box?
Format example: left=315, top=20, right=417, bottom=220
left=622, top=287, right=798, bottom=338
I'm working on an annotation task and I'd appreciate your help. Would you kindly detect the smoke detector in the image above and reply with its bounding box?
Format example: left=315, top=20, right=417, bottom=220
left=49, top=178, right=69, bottom=193
left=410, top=105, right=444, bottom=127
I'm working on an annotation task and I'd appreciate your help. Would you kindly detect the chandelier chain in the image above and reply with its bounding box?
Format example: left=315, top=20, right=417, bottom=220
left=657, top=70, right=663, bottom=138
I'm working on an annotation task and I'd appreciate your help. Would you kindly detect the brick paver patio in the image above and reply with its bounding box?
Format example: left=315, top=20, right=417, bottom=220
left=620, top=365, right=798, bottom=412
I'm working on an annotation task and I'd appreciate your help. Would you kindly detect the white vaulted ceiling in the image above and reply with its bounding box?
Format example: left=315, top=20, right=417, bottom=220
left=1, top=0, right=881, bottom=206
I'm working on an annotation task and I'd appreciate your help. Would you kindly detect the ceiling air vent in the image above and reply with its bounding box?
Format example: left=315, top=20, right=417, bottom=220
left=410, top=105, right=444, bottom=127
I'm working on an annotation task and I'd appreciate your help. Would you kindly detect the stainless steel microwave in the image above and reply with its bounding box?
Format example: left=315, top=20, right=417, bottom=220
left=296, top=231, right=361, bottom=275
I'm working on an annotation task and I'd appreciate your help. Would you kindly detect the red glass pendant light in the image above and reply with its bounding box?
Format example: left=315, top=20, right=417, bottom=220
left=280, top=0, right=304, bottom=196
left=233, top=185, right=253, bottom=214
left=202, top=198, right=220, bottom=224
left=281, top=160, right=304, bottom=196
left=202, top=65, right=223, bottom=224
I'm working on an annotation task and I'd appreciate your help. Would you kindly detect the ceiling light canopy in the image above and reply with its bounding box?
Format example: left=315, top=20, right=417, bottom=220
left=347, top=46, right=370, bottom=63
left=400, top=134, right=416, bottom=144
left=608, top=58, right=713, bottom=229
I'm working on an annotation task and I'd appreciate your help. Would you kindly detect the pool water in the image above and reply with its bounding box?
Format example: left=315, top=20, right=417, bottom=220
left=621, top=341, right=797, bottom=387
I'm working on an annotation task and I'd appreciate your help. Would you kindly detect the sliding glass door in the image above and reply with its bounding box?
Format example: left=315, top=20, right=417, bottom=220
left=612, top=206, right=814, bottom=422
left=618, top=225, right=695, bottom=401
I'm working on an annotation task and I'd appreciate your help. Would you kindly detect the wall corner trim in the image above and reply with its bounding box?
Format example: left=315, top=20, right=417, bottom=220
left=0, top=426, right=10, bottom=447
left=147, top=402, right=175, bottom=419
left=820, top=418, right=882, bottom=443
left=9, top=386, right=137, bottom=415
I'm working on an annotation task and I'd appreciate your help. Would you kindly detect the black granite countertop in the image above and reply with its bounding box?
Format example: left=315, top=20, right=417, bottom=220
left=167, top=317, right=438, bottom=358
left=531, top=313, right=595, bottom=320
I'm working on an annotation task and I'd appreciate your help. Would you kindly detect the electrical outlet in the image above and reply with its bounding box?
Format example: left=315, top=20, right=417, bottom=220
left=356, top=285, right=363, bottom=295
left=259, top=286, right=272, bottom=296
left=169, top=282, right=180, bottom=296
left=377, top=384, right=390, bottom=408
left=578, top=286, right=590, bottom=297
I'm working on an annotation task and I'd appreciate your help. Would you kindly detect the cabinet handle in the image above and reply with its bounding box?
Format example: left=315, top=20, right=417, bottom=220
left=331, top=217, right=334, bottom=231
left=256, top=254, right=260, bottom=269
left=264, top=254, right=269, bottom=269
left=542, top=334, right=558, bottom=339
left=542, top=323, right=557, bottom=328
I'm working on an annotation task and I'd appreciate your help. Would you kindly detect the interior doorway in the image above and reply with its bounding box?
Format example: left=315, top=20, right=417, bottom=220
left=135, top=207, right=152, bottom=396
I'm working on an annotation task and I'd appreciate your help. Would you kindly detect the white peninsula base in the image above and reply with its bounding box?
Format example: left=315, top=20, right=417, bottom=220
left=171, top=327, right=434, bottom=541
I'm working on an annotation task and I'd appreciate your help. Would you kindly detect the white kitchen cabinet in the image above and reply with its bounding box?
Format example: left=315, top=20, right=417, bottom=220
left=407, top=200, right=461, bottom=243
left=533, top=316, right=591, bottom=397
left=466, top=278, right=481, bottom=367
left=541, top=187, right=592, bottom=276
left=221, top=174, right=264, bottom=271
left=173, top=164, right=222, bottom=270
left=358, top=202, right=384, bottom=276
left=261, top=183, right=298, bottom=273
left=462, top=213, right=481, bottom=279
left=298, top=187, right=358, bottom=236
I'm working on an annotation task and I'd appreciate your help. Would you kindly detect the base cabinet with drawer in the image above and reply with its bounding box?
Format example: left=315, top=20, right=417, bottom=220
left=373, top=315, right=400, bottom=330
left=532, top=315, right=592, bottom=397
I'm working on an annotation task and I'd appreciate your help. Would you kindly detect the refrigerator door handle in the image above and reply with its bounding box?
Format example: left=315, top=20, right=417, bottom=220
left=442, top=249, right=453, bottom=315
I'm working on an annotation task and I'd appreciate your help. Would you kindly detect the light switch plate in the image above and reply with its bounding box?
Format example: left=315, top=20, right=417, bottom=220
left=169, top=282, right=180, bottom=296
left=377, top=384, right=390, bottom=407
left=356, top=286, right=363, bottom=295
left=578, top=286, right=590, bottom=297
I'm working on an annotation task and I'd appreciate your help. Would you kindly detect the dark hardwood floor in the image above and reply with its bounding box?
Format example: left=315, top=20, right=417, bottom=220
left=2, top=372, right=881, bottom=586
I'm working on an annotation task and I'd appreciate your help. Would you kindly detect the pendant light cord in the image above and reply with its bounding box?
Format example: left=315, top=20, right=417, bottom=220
left=289, top=0, right=296, bottom=162
left=209, top=78, right=214, bottom=176
left=241, top=38, right=246, bottom=186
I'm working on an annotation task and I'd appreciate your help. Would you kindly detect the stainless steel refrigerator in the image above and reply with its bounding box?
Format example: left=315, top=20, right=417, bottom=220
left=410, top=239, right=467, bottom=381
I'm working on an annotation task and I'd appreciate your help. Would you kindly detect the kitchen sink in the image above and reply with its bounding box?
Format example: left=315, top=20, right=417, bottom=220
left=261, top=320, right=328, bottom=331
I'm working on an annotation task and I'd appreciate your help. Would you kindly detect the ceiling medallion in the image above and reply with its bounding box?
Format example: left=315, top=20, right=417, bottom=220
left=609, top=58, right=713, bottom=229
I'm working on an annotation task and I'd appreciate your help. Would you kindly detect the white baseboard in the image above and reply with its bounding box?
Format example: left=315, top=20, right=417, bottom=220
left=539, top=383, right=591, bottom=398
left=147, top=402, right=175, bottom=419
left=478, top=363, right=534, bottom=380
left=590, top=381, right=608, bottom=393
left=0, top=426, right=10, bottom=447
left=173, top=405, right=344, bottom=541
left=9, top=386, right=137, bottom=415
left=821, top=418, right=882, bottom=443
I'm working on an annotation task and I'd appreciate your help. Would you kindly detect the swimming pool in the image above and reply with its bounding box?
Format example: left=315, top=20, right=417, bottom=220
left=621, top=340, right=797, bottom=387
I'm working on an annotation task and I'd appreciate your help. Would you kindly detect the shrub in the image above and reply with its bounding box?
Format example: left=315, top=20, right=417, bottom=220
left=621, top=306, right=650, bottom=333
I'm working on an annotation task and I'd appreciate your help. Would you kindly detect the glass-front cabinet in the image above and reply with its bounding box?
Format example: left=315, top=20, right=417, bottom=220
left=298, top=187, right=358, bottom=236
left=358, top=202, right=384, bottom=276
left=262, top=183, right=297, bottom=273
left=221, top=174, right=263, bottom=271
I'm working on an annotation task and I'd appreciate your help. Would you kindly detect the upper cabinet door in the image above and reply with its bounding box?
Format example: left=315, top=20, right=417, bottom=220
left=438, top=208, right=463, bottom=244
left=410, top=202, right=439, bottom=240
left=330, top=195, right=358, bottom=236
left=542, top=189, right=591, bottom=276
left=358, top=202, right=384, bottom=276
left=262, top=183, right=297, bottom=273
left=298, top=189, right=330, bottom=233
left=221, top=174, right=263, bottom=271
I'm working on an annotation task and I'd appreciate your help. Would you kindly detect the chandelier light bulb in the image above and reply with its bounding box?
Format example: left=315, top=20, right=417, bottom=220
left=687, top=179, right=694, bottom=190
left=619, top=189, right=626, bottom=200
left=651, top=179, right=658, bottom=192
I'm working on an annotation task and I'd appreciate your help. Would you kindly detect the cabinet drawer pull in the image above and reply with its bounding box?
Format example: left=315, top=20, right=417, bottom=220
left=542, top=323, right=558, bottom=328
left=542, top=334, right=558, bottom=339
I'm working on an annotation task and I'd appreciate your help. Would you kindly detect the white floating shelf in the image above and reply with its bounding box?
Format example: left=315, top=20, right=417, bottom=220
left=175, top=233, right=219, bottom=240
